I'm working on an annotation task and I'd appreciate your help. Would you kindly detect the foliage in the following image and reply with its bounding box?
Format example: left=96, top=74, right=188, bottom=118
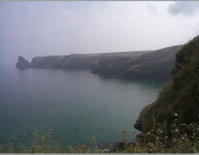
left=140, top=35, right=199, bottom=132
left=2, top=118, right=199, bottom=153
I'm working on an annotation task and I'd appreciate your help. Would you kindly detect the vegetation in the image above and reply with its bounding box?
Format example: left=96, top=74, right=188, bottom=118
left=1, top=117, right=199, bottom=153
left=92, top=46, right=181, bottom=81
left=0, top=129, right=110, bottom=153
left=17, top=45, right=181, bottom=81
left=118, top=116, right=199, bottom=153
left=139, top=36, right=199, bottom=132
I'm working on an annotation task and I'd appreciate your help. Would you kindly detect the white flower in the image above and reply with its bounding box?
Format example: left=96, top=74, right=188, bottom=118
left=157, top=129, right=164, bottom=133
left=174, top=113, right=178, bottom=116
left=104, top=148, right=109, bottom=152
left=175, top=129, right=179, bottom=132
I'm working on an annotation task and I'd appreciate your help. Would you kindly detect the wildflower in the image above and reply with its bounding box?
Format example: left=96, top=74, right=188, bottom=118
left=148, top=148, right=153, bottom=152
left=147, top=142, right=154, bottom=148
left=175, top=129, right=179, bottom=132
left=0, top=145, right=3, bottom=152
left=147, top=132, right=151, bottom=135
left=157, top=129, right=164, bottom=133
left=104, top=148, right=109, bottom=152
left=174, top=113, right=178, bottom=117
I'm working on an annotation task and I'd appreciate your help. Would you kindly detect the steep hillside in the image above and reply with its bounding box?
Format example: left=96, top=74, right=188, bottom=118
left=30, top=51, right=146, bottom=70
left=92, top=46, right=181, bottom=81
left=138, top=36, right=199, bottom=132
left=17, top=45, right=182, bottom=81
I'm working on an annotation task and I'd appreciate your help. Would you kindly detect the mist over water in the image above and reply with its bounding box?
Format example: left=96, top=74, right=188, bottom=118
left=1, top=1, right=198, bottom=67
left=0, top=66, right=165, bottom=146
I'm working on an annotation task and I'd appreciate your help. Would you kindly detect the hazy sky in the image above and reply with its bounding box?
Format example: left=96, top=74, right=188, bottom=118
left=1, top=1, right=199, bottom=66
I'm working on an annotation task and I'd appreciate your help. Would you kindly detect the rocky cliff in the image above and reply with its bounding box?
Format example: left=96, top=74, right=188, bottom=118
left=136, top=36, right=199, bottom=132
left=16, top=45, right=182, bottom=81
left=16, top=56, right=31, bottom=69
left=91, top=46, right=182, bottom=81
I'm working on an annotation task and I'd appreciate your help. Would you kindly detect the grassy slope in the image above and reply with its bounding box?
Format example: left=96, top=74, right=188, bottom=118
left=140, top=36, right=199, bottom=132
left=30, top=45, right=181, bottom=81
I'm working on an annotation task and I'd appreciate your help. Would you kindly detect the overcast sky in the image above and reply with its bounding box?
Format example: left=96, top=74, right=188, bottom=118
left=1, top=1, right=199, bottom=66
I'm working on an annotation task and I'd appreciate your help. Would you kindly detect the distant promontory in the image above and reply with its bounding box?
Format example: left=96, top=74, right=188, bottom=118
left=16, top=45, right=182, bottom=81
left=16, top=56, right=31, bottom=69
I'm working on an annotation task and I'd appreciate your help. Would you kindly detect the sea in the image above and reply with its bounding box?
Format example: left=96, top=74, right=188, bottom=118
left=0, top=65, right=165, bottom=146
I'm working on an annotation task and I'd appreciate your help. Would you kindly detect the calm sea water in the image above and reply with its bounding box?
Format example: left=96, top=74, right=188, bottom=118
left=0, top=66, right=165, bottom=146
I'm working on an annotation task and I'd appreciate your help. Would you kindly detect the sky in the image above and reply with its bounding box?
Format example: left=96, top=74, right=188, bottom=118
left=1, top=1, right=199, bottom=66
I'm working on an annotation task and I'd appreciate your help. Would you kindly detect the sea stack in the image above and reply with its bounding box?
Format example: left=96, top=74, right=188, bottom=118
left=16, top=56, right=31, bottom=69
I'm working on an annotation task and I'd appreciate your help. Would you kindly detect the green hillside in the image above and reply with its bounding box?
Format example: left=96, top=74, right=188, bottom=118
left=138, top=36, right=199, bottom=132
left=17, top=45, right=182, bottom=81
left=92, top=46, right=181, bottom=81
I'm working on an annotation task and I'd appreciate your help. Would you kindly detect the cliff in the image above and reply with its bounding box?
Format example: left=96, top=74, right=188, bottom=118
left=16, top=45, right=182, bottom=81
left=91, top=46, right=181, bottom=81
left=137, top=36, right=199, bottom=132
left=16, top=56, right=31, bottom=69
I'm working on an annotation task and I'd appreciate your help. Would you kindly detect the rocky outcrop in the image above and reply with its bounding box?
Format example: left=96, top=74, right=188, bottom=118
left=16, top=56, right=31, bottom=69
left=19, top=45, right=182, bottom=81
left=136, top=35, right=199, bottom=132
left=134, top=117, right=142, bottom=131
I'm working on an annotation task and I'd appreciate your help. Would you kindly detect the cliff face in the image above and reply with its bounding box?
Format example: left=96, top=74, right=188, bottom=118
left=92, top=46, right=182, bottom=81
left=137, top=36, right=199, bottom=132
left=16, top=56, right=31, bottom=69
left=22, top=45, right=181, bottom=81
left=30, top=54, right=100, bottom=70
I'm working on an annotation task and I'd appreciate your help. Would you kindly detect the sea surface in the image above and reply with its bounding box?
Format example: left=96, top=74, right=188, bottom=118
left=0, top=66, right=165, bottom=146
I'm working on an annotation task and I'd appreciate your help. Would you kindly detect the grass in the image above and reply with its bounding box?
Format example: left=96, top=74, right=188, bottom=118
left=139, top=35, right=199, bottom=132
left=1, top=115, right=199, bottom=153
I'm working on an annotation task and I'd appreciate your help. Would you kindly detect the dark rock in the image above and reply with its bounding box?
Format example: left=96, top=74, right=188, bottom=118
left=16, top=56, right=31, bottom=69
left=134, top=117, right=142, bottom=131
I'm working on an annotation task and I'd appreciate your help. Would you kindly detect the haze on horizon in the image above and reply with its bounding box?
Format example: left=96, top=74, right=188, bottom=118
left=0, top=1, right=199, bottom=66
